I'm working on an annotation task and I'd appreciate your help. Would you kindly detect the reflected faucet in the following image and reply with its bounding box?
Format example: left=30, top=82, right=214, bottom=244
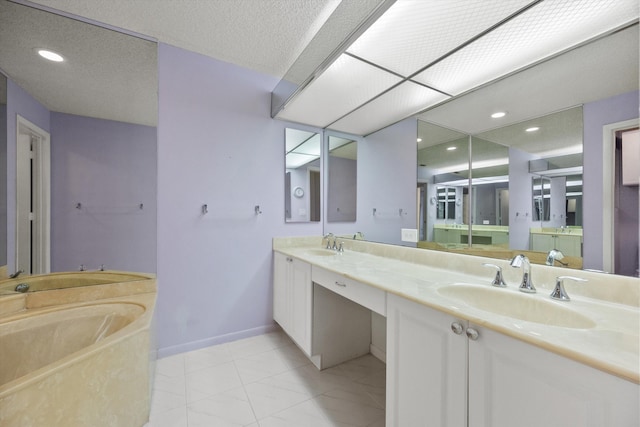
left=353, top=231, right=365, bottom=240
left=510, top=254, right=536, bottom=293
left=9, top=270, right=23, bottom=279
left=546, top=249, right=568, bottom=266
left=323, top=233, right=334, bottom=249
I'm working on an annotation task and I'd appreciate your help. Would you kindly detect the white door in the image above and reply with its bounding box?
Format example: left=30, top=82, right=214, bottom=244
left=16, top=115, right=50, bottom=275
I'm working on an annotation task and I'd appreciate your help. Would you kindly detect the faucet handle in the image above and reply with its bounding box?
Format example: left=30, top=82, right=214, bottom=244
left=338, top=242, right=344, bottom=253
left=482, top=263, right=507, bottom=287
left=550, top=276, right=587, bottom=301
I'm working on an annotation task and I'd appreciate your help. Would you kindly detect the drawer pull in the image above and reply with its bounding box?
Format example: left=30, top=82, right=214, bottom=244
left=335, top=281, right=347, bottom=287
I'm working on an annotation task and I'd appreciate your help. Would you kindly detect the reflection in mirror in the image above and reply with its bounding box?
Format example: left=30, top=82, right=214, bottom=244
left=0, top=73, right=6, bottom=277
left=469, top=136, right=509, bottom=247
left=285, top=128, right=321, bottom=222
left=417, top=121, right=469, bottom=247
left=327, top=135, right=357, bottom=222
left=532, top=176, right=551, bottom=222
left=0, top=2, right=158, bottom=284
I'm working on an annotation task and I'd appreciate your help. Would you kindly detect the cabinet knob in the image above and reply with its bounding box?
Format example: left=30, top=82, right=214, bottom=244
left=451, top=322, right=464, bottom=335
left=466, top=328, right=479, bottom=341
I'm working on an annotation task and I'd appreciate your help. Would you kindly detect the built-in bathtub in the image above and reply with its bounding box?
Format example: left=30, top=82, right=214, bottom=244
left=0, top=272, right=156, bottom=427
left=0, top=271, right=150, bottom=294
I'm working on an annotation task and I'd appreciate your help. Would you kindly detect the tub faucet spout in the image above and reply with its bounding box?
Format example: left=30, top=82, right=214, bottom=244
left=9, top=269, right=23, bottom=279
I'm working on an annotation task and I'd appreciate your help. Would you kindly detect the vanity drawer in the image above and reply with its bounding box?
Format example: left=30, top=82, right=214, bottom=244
left=312, top=266, right=386, bottom=316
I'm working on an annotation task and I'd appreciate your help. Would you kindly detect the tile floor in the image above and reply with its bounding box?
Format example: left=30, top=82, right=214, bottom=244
left=144, top=330, right=386, bottom=427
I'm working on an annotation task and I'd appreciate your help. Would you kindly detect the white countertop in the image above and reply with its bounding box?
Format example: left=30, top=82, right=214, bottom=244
left=273, top=236, right=639, bottom=384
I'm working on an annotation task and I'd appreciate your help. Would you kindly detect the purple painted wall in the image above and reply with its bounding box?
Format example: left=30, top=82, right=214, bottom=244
left=509, top=147, right=536, bottom=250
left=6, top=79, right=50, bottom=272
left=327, top=156, right=357, bottom=222
left=583, top=90, right=639, bottom=270
left=157, top=43, right=322, bottom=356
left=50, top=112, right=157, bottom=273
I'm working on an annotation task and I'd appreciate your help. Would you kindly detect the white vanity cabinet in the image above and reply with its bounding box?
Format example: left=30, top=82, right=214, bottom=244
left=469, top=325, right=639, bottom=427
left=386, top=293, right=468, bottom=427
left=273, top=252, right=312, bottom=355
left=530, top=232, right=582, bottom=257
left=387, top=293, right=639, bottom=427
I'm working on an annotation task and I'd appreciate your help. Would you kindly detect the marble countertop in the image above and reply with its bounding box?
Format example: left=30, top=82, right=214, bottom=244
left=273, top=237, right=639, bottom=384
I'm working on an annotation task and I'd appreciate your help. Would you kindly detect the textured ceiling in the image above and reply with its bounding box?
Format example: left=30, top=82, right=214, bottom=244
left=29, top=0, right=341, bottom=78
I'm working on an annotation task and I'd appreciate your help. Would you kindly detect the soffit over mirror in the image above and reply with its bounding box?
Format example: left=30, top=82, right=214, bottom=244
left=0, top=1, right=157, bottom=127
left=274, top=0, right=639, bottom=137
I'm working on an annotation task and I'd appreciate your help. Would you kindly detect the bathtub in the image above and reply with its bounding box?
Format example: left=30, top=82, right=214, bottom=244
left=0, top=273, right=156, bottom=427
left=0, top=270, right=150, bottom=294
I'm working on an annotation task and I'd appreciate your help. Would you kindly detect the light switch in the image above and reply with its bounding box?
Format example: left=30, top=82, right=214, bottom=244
left=401, top=228, right=418, bottom=242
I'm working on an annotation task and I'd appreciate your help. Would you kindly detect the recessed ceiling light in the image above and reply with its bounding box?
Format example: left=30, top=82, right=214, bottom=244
left=525, top=127, right=540, bottom=132
left=37, top=49, right=64, bottom=62
left=417, top=138, right=422, bottom=142
left=447, top=146, right=457, bottom=151
left=491, top=111, right=506, bottom=118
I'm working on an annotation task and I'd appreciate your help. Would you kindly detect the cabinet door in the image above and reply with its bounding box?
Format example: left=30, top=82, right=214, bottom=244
left=289, top=258, right=312, bottom=354
left=530, top=233, right=554, bottom=252
left=555, top=234, right=582, bottom=257
left=386, top=294, right=467, bottom=427
left=468, top=324, right=639, bottom=427
left=273, top=252, right=289, bottom=327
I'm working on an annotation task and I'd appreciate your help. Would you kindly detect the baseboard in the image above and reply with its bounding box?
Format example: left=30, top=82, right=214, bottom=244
left=157, top=323, right=280, bottom=358
left=370, top=343, right=386, bottom=363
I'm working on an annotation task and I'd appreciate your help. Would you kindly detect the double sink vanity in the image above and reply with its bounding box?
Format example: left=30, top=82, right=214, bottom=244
left=273, top=236, right=639, bottom=427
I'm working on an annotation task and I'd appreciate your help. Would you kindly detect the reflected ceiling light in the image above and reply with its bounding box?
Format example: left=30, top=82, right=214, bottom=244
left=525, top=127, right=540, bottom=132
left=37, top=49, right=64, bottom=62
left=447, top=146, right=457, bottom=151
left=417, top=138, right=422, bottom=142
left=491, top=111, right=506, bottom=118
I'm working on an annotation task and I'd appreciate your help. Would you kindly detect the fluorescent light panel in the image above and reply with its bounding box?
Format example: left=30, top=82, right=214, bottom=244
left=286, top=152, right=319, bottom=169
left=277, top=54, right=402, bottom=128
left=346, top=0, right=532, bottom=77
left=330, top=81, right=449, bottom=135
left=413, top=0, right=639, bottom=95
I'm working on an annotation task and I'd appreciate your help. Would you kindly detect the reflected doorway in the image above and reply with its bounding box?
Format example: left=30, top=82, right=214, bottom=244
left=16, top=115, right=50, bottom=275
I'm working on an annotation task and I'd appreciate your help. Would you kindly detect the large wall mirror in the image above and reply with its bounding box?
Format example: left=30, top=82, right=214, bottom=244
left=0, top=2, right=157, bottom=282
left=285, top=127, right=321, bottom=223
left=417, top=106, right=586, bottom=269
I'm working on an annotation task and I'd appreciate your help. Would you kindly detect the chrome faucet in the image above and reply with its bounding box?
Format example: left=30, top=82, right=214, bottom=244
left=353, top=231, right=365, bottom=240
left=9, top=269, right=24, bottom=279
left=550, top=276, right=587, bottom=301
left=482, top=263, right=507, bottom=287
left=510, top=254, right=536, bottom=293
left=546, top=249, right=568, bottom=266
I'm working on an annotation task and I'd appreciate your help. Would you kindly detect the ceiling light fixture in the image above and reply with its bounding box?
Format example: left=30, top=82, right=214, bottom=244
left=525, top=127, right=540, bottom=132
left=447, top=146, right=457, bottom=151
left=417, top=138, right=422, bottom=142
left=37, top=49, right=64, bottom=62
left=491, top=111, right=506, bottom=118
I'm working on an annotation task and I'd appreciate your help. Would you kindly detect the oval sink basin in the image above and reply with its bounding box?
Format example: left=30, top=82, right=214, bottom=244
left=437, top=284, right=596, bottom=329
left=304, top=248, right=336, bottom=257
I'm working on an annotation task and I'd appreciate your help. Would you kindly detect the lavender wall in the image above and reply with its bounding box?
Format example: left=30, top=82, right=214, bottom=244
left=157, top=43, right=322, bottom=356
left=6, top=79, right=50, bottom=271
left=583, top=90, right=639, bottom=270
left=327, top=156, right=357, bottom=222
left=509, top=147, right=536, bottom=250
left=50, top=112, right=157, bottom=273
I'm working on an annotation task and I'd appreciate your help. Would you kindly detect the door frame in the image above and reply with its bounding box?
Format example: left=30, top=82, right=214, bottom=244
left=16, top=115, right=50, bottom=275
left=602, top=118, right=638, bottom=273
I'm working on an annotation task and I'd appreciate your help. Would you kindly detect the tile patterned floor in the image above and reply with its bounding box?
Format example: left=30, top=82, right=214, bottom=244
left=144, top=331, right=386, bottom=427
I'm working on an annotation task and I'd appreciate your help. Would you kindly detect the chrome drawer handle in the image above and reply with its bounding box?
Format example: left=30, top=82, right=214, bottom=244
left=451, top=322, right=464, bottom=335
left=335, top=281, right=347, bottom=287
left=466, top=328, right=479, bottom=341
